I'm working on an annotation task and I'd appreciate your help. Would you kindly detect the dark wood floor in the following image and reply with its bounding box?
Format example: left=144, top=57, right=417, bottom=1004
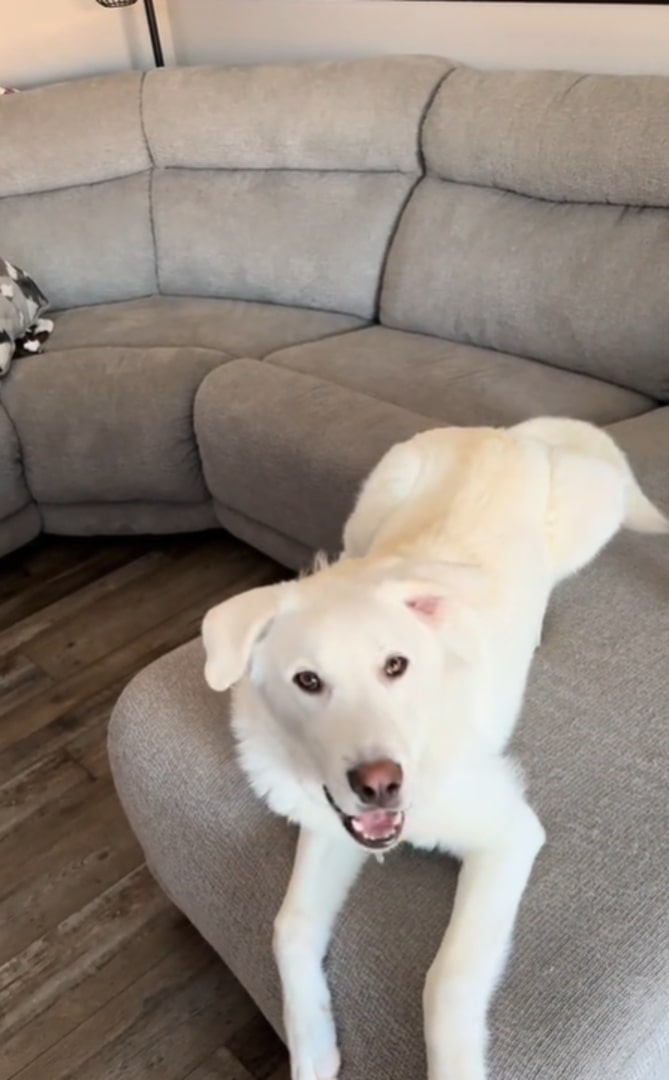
left=0, top=532, right=290, bottom=1080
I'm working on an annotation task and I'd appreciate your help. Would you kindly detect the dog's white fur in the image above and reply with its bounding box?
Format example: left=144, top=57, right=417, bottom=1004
left=202, top=418, right=666, bottom=1080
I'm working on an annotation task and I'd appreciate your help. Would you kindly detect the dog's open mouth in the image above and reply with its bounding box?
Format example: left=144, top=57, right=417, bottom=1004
left=324, top=787, right=405, bottom=850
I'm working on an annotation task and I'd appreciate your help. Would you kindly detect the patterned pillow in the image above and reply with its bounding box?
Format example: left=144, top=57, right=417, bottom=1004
left=0, top=258, right=53, bottom=377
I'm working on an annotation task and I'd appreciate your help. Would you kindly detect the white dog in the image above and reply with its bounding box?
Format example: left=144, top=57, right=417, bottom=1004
left=202, top=418, right=666, bottom=1080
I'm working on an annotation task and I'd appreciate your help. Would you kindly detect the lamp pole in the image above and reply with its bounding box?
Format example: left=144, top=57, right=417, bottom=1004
left=95, top=0, right=165, bottom=68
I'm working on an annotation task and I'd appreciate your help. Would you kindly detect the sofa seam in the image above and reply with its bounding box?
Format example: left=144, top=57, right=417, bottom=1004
left=138, top=71, right=161, bottom=296
left=4, top=163, right=658, bottom=211
left=261, top=354, right=658, bottom=427
left=0, top=170, right=151, bottom=201
left=261, top=322, right=370, bottom=361
left=416, top=65, right=457, bottom=175
left=372, top=66, right=456, bottom=324
left=43, top=343, right=235, bottom=358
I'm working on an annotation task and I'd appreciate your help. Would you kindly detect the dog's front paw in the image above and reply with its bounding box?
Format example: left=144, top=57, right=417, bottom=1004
left=288, top=1006, right=340, bottom=1080
left=291, top=1043, right=340, bottom=1080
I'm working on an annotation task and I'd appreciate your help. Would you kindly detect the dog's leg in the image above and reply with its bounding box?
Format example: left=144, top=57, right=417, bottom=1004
left=423, top=799, right=545, bottom=1080
left=274, top=827, right=367, bottom=1080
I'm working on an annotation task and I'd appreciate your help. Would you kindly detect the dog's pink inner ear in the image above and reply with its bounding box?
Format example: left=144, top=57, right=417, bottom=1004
left=406, top=594, right=445, bottom=621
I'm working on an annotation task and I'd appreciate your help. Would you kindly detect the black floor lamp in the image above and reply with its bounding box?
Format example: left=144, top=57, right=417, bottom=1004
left=95, top=0, right=165, bottom=68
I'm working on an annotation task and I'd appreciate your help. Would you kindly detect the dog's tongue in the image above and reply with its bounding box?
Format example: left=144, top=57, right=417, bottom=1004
left=353, top=809, right=399, bottom=839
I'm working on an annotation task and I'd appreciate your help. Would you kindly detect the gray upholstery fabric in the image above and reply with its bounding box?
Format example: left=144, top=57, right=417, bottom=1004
left=109, top=407, right=669, bottom=1078
left=607, top=405, right=669, bottom=511
left=0, top=72, right=149, bottom=198
left=381, top=178, right=669, bottom=401
left=0, top=401, right=31, bottom=517
left=153, top=169, right=414, bottom=318
left=0, top=175, right=156, bottom=310
left=195, top=359, right=434, bottom=554
left=424, top=67, right=669, bottom=206
left=269, top=327, right=653, bottom=427
left=49, top=297, right=365, bottom=359
left=143, top=57, right=451, bottom=172
left=41, top=500, right=217, bottom=537
left=0, top=504, right=40, bottom=557
left=213, top=501, right=314, bottom=572
left=2, top=347, right=230, bottom=505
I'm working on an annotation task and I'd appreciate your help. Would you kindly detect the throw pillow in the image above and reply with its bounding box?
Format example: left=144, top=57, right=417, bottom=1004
left=0, top=258, right=53, bottom=377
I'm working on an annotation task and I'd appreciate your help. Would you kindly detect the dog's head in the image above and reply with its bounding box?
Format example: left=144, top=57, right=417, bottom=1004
left=202, top=557, right=487, bottom=851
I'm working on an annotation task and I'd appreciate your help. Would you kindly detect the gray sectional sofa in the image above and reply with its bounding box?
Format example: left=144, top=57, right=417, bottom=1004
left=2, top=57, right=668, bottom=1079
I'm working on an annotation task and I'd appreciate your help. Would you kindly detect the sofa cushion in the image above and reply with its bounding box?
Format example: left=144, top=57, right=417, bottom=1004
left=109, top=401, right=669, bottom=1079
left=2, top=347, right=230, bottom=505
left=0, top=72, right=149, bottom=199
left=381, top=177, right=669, bottom=402
left=142, top=57, right=451, bottom=173
left=422, top=66, right=669, bottom=207
left=213, top=502, right=315, bottom=573
left=195, top=359, right=432, bottom=555
left=0, top=175, right=156, bottom=310
left=40, top=500, right=217, bottom=537
left=48, top=297, right=366, bottom=359
left=381, top=66, right=669, bottom=402
left=268, top=327, right=654, bottom=427
left=153, top=169, right=415, bottom=318
left=0, top=504, right=41, bottom=558
left=0, top=401, right=31, bottom=518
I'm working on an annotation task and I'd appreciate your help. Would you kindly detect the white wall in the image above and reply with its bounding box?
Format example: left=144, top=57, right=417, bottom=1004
left=4, top=0, right=669, bottom=89
left=2, top=0, right=175, bottom=89
left=167, top=1, right=669, bottom=77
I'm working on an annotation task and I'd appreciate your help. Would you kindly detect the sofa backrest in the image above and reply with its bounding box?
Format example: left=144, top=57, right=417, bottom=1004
left=380, top=67, right=669, bottom=401
left=0, top=73, right=157, bottom=310
left=141, top=57, right=449, bottom=319
left=0, top=57, right=450, bottom=318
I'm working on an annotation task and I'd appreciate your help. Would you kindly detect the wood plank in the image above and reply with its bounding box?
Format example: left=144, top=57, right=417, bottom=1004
left=0, top=865, right=169, bottom=1042
left=0, top=537, right=96, bottom=605
left=266, top=1063, right=291, bottom=1080
left=0, top=676, right=130, bottom=783
left=0, top=779, right=121, bottom=902
left=0, top=541, right=155, bottom=632
left=0, top=905, right=189, bottom=1078
left=0, top=652, right=51, bottom=717
left=0, top=745, right=88, bottom=840
left=24, top=541, right=264, bottom=681
left=12, top=949, right=257, bottom=1080
left=0, top=794, right=142, bottom=966
left=226, top=1013, right=288, bottom=1080
left=0, top=549, right=169, bottom=656
left=0, top=560, right=280, bottom=754
left=0, top=534, right=288, bottom=1080
left=185, top=1046, right=257, bottom=1080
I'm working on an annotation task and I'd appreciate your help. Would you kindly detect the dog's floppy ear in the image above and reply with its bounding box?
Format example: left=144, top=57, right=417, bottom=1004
left=202, top=583, right=284, bottom=691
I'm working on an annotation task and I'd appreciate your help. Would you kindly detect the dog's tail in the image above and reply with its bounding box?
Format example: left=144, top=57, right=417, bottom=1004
left=513, top=417, right=667, bottom=582
left=515, top=416, right=667, bottom=534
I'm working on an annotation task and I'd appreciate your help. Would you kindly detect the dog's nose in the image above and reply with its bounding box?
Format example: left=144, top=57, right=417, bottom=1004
left=347, top=760, right=403, bottom=807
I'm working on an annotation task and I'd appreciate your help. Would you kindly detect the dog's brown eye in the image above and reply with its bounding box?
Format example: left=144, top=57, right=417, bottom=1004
left=293, top=670, right=323, bottom=694
left=384, top=655, right=409, bottom=679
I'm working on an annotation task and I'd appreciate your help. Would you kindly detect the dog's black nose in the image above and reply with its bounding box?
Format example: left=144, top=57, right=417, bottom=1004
left=347, top=760, right=403, bottom=807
